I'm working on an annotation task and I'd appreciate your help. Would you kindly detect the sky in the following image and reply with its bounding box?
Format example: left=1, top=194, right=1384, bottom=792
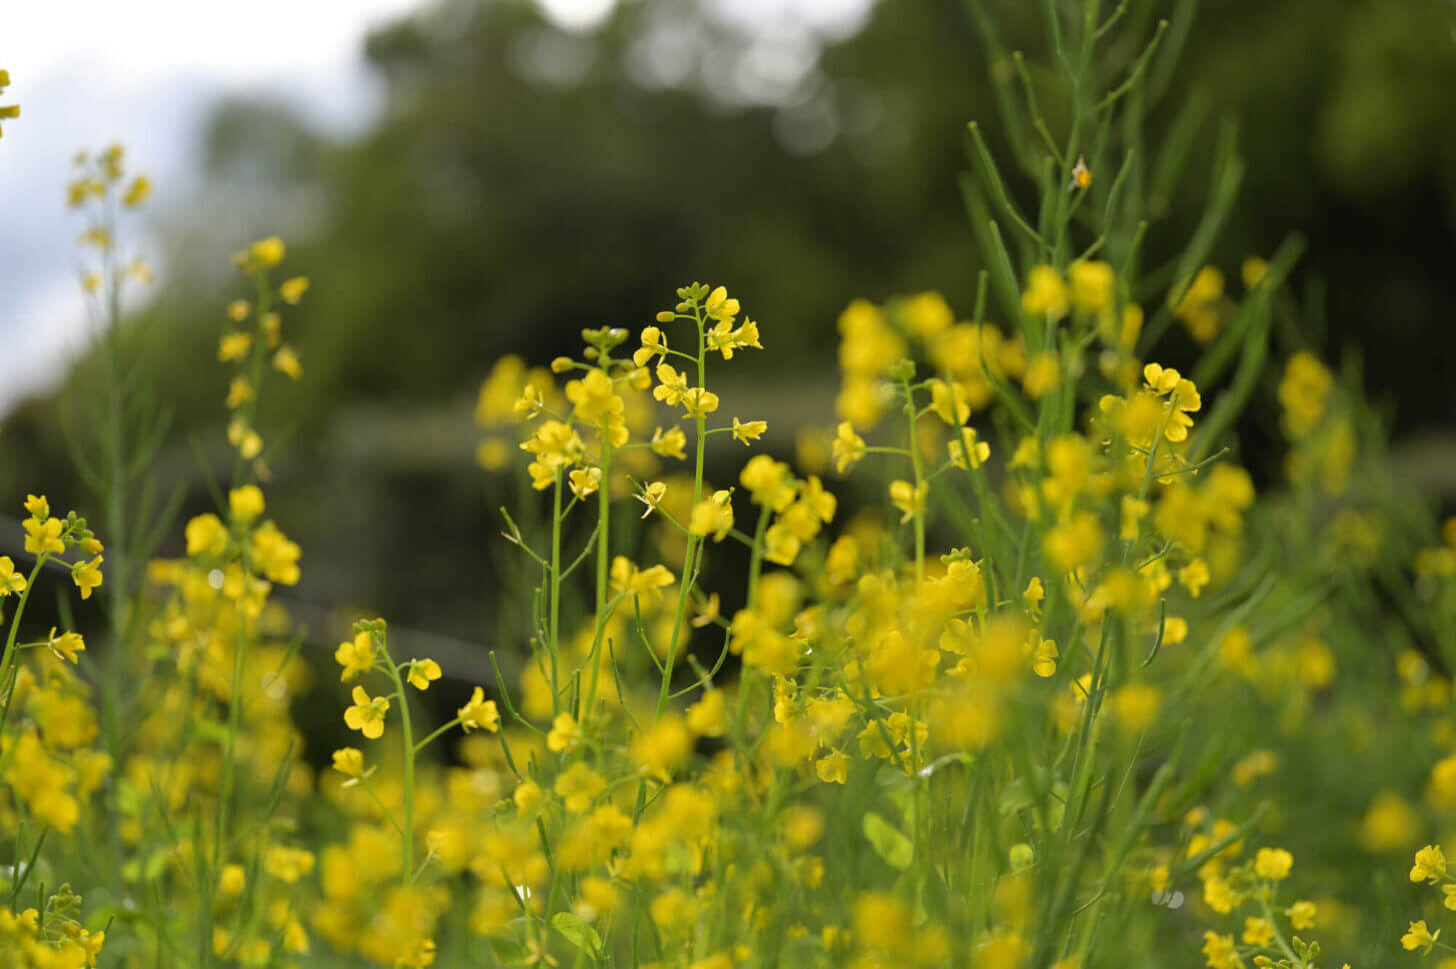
left=0, top=0, right=427, bottom=414
left=0, top=0, right=869, bottom=417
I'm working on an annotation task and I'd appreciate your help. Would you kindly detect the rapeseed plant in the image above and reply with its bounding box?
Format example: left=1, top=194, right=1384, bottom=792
left=4, top=5, right=1456, bottom=968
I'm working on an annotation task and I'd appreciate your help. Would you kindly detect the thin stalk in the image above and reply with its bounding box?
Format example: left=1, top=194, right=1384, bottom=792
left=656, top=304, right=708, bottom=720
left=0, top=556, right=48, bottom=721
left=582, top=434, right=613, bottom=728
left=384, top=653, right=418, bottom=885
left=902, top=376, right=927, bottom=585
left=549, top=476, right=563, bottom=716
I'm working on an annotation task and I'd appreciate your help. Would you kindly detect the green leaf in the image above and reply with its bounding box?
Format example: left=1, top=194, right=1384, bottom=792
left=863, top=811, right=914, bottom=870
left=552, top=911, right=602, bottom=957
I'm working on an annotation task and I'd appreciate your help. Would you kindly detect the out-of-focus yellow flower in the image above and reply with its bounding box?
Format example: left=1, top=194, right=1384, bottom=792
left=280, top=276, right=309, bottom=304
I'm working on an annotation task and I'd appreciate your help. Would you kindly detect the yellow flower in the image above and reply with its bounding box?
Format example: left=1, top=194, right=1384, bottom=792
left=903, top=291, right=953, bottom=338
left=1254, top=847, right=1293, bottom=881
left=1412, top=844, right=1447, bottom=884
left=344, top=685, right=389, bottom=739
left=0, top=69, right=19, bottom=138
left=1021, top=351, right=1061, bottom=398
left=25, top=493, right=50, bottom=519
left=1021, top=265, right=1068, bottom=319
left=0, top=556, right=26, bottom=596
left=48, top=627, right=86, bottom=664
left=704, top=285, right=740, bottom=324
left=1179, top=558, right=1210, bottom=597
left=1202, top=876, right=1236, bottom=914
left=331, top=747, right=366, bottom=778
left=265, top=845, right=315, bottom=883
left=23, top=517, right=65, bottom=556
left=853, top=892, right=912, bottom=951
left=653, top=363, right=688, bottom=406
left=1044, top=512, right=1103, bottom=573
left=686, top=689, right=727, bottom=737
left=226, top=376, right=255, bottom=410
left=229, top=485, right=265, bottom=522
left=681, top=386, right=720, bottom=418
left=568, top=467, right=602, bottom=500
left=888, top=480, right=928, bottom=524
left=407, top=658, right=442, bottom=690
left=280, top=276, right=309, bottom=304
left=731, top=417, right=768, bottom=445
left=249, top=235, right=286, bottom=269
left=218, top=332, right=253, bottom=362
left=929, top=379, right=972, bottom=426
left=554, top=761, right=605, bottom=813
left=458, top=687, right=500, bottom=733
left=228, top=420, right=264, bottom=460
left=1068, top=260, right=1116, bottom=314
left=1241, top=916, right=1273, bottom=947
left=832, top=421, right=867, bottom=474
left=1201, top=931, right=1239, bottom=969
left=1286, top=900, right=1317, bottom=931
left=219, top=864, right=246, bottom=897
left=689, top=491, right=735, bottom=541
left=1279, top=351, right=1332, bottom=439
left=122, top=174, right=151, bottom=208
left=71, top=556, right=103, bottom=599
left=334, top=631, right=377, bottom=681
left=634, top=325, right=667, bottom=367
left=273, top=346, right=303, bottom=380
left=631, top=714, right=692, bottom=780
left=1403, top=920, right=1439, bottom=952
left=1109, top=684, right=1161, bottom=732
left=636, top=481, right=667, bottom=519
left=650, top=426, right=686, bottom=459
left=513, top=779, right=543, bottom=817
left=548, top=712, right=580, bottom=752
left=948, top=431, right=991, bottom=470
left=610, top=557, right=676, bottom=598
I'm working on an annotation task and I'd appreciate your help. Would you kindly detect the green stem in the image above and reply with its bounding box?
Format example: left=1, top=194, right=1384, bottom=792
left=413, top=717, right=462, bottom=754
left=656, top=305, right=709, bottom=721
left=902, top=375, right=927, bottom=585
left=582, top=433, right=613, bottom=727
left=384, top=653, right=418, bottom=885
left=549, top=476, right=563, bottom=716
left=0, top=556, right=48, bottom=722
left=745, top=503, right=772, bottom=607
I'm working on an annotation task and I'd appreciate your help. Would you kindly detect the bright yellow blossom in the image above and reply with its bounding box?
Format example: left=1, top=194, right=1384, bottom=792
left=407, top=658, right=442, bottom=690
left=331, top=747, right=366, bottom=778
left=72, top=556, right=103, bottom=599
left=335, top=631, right=376, bottom=681
left=731, top=417, right=768, bottom=444
left=343, top=686, right=389, bottom=739
left=458, top=687, right=500, bottom=733
left=1412, top=844, right=1447, bottom=884
left=1403, top=920, right=1438, bottom=951
left=0, top=556, right=26, bottom=596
